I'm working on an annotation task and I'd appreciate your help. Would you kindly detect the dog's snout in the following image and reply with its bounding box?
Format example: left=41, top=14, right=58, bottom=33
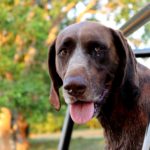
left=64, top=76, right=87, bottom=97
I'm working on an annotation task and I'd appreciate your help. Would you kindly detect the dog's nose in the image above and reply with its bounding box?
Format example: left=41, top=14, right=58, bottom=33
left=63, top=76, right=87, bottom=97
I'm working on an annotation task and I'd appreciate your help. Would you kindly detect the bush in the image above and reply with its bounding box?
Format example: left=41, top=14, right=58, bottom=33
left=86, top=118, right=101, bottom=129
left=31, top=113, right=64, bottom=133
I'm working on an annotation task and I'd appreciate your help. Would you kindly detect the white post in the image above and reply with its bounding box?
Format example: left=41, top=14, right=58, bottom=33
left=142, top=123, right=150, bottom=150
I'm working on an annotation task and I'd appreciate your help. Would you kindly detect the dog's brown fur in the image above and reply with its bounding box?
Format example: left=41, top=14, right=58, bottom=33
left=48, top=21, right=150, bottom=150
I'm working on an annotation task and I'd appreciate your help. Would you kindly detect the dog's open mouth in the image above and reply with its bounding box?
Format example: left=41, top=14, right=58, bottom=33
left=69, top=101, right=94, bottom=124
left=69, top=89, right=108, bottom=124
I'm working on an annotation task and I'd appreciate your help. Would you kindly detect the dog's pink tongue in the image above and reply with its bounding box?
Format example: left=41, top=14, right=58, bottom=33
left=70, top=102, right=94, bottom=124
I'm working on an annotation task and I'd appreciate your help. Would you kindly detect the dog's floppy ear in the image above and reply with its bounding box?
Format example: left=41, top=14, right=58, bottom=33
left=48, top=40, right=63, bottom=110
left=111, top=29, right=140, bottom=105
left=111, top=29, right=138, bottom=86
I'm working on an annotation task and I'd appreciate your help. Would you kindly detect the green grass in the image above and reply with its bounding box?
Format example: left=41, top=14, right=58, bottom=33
left=30, top=139, right=58, bottom=150
left=70, top=138, right=105, bottom=150
left=30, top=138, right=105, bottom=150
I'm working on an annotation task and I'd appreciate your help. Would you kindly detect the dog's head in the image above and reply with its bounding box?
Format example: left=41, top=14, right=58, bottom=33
left=48, top=21, right=139, bottom=124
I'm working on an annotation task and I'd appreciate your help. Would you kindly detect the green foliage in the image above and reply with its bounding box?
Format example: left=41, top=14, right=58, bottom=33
left=0, top=1, right=52, bottom=123
left=142, top=23, right=150, bottom=43
left=31, top=113, right=64, bottom=133
left=86, top=118, right=101, bottom=129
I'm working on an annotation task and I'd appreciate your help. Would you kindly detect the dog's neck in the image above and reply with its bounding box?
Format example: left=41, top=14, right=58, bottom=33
left=97, top=82, right=147, bottom=149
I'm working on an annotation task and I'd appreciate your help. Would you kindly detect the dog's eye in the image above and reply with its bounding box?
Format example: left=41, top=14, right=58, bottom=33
left=59, top=49, right=68, bottom=57
left=94, top=47, right=102, bottom=56
left=94, top=46, right=105, bottom=56
left=86, top=41, right=107, bottom=57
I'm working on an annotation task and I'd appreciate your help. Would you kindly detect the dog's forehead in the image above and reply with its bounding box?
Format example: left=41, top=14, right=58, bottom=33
left=56, top=22, right=113, bottom=49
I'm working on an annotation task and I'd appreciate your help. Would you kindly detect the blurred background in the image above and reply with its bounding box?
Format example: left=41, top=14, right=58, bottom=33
left=0, top=0, right=149, bottom=150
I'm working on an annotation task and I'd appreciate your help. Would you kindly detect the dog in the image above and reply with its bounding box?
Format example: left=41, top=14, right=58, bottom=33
left=48, top=21, right=150, bottom=149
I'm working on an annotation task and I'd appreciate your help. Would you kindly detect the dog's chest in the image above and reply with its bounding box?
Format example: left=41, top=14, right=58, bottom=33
left=98, top=106, right=147, bottom=150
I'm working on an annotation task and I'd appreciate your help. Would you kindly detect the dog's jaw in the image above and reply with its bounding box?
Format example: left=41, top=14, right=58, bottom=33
left=94, top=89, right=109, bottom=117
